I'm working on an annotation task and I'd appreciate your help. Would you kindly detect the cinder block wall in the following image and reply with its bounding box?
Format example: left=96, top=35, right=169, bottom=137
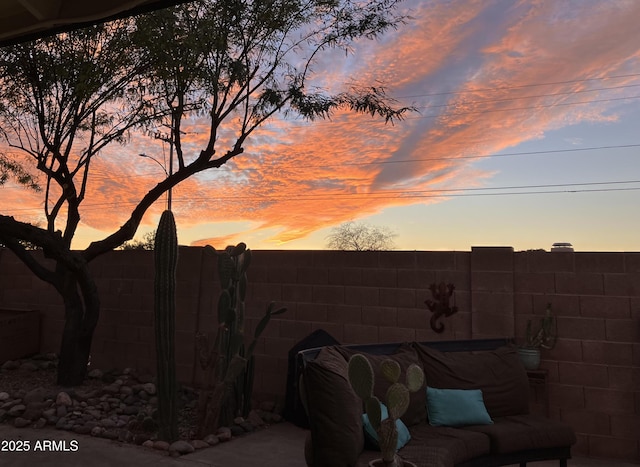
left=0, top=246, right=638, bottom=461
left=512, top=250, right=640, bottom=461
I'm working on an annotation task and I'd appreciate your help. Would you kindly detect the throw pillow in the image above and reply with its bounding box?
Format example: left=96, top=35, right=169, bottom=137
left=426, top=387, right=493, bottom=427
left=362, top=403, right=411, bottom=450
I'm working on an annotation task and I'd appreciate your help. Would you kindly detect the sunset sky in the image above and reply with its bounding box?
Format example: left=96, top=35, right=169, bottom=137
left=3, top=0, right=640, bottom=252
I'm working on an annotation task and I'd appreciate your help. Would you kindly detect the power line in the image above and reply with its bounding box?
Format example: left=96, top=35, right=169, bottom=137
left=1, top=141, right=632, bottom=185
left=5, top=180, right=640, bottom=213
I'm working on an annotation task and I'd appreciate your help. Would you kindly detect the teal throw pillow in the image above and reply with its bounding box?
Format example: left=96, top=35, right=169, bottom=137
left=362, top=403, right=411, bottom=451
left=426, top=387, right=494, bottom=427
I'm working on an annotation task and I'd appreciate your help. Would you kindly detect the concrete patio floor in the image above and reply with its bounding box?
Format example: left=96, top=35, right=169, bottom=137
left=0, top=421, right=637, bottom=467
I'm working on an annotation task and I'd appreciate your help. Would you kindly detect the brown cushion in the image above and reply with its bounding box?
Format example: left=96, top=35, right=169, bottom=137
left=413, top=344, right=529, bottom=417
left=462, top=415, right=577, bottom=454
left=336, top=344, right=427, bottom=426
left=304, top=346, right=364, bottom=467
left=355, top=424, right=490, bottom=467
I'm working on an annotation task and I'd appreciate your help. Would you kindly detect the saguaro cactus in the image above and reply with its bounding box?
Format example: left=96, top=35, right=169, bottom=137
left=348, top=354, right=424, bottom=467
left=153, top=210, right=179, bottom=442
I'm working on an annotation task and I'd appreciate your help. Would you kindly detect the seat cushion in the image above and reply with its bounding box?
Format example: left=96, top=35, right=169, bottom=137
left=304, top=346, right=364, bottom=467
left=337, top=343, right=427, bottom=426
left=413, top=343, right=529, bottom=418
left=461, top=415, right=577, bottom=454
left=356, top=424, right=491, bottom=467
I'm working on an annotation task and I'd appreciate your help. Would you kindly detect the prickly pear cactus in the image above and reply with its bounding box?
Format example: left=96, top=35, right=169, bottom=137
left=348, top=354, right=425, bottom=467
left=153, top=210, right=178, bottom=442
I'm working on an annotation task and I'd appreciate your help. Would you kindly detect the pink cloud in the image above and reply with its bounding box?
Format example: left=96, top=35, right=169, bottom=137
left=4, top=0, right=640, bottom=248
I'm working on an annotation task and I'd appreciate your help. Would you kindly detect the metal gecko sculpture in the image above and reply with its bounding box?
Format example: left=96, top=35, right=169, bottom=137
left=424, top=282, right=458, bottom=333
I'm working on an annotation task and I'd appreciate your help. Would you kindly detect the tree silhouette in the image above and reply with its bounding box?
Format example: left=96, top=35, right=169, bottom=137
left=0, top=0, right=412, bottom=385
left=326, top=221, right=397, bottom=251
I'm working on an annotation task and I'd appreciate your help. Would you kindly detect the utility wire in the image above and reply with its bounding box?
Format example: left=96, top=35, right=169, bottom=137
left=2, top=141, right=634, bottom=186
left=5, top=180, right=640, bottom=213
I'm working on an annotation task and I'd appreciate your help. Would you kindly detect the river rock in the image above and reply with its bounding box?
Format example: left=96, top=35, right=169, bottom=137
left=190, top=439, right=209, bottom=449
left=56, top=392, right=72, bottom=406
left=203, top=434, right=219, bottom=446
left=8, top=404, right=26, bottom=416
left=13, top=417, right=31, bottom=428
left=215, top=427, right=232, bottom=442
left=169, top=440, right=195, bottom=454
left=247, top=410, right=265, bottom=427
left=19, top=362, right=38, bottom=371
left=153, top=440, right=170, bottom=451
left=1, top=361, right=19, bottom=370
left=24, top=387, right=48, bottom=404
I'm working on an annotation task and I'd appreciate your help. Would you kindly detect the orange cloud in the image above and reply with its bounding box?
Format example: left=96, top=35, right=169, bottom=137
left=3, top=0, right=640, bottom=249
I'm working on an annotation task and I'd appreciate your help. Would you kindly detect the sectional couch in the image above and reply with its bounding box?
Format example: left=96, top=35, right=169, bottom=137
left=298, top=338, right=576, bottom=467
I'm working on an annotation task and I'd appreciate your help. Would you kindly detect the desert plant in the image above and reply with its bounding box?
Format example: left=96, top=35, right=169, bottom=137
left=196, top=243, right=286, bottom=435
left=348, top=354, right=424, bottom=467
left=524, top=303, right=557, bottom=350
left=153, top=210, right=178, bottom=441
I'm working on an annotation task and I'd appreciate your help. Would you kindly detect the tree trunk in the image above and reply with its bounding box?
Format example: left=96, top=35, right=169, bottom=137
left=56, top=266, right=100, bottom=387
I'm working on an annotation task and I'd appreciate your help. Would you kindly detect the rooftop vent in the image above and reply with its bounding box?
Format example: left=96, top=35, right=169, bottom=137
left=551, top=242, right=574, bottom=252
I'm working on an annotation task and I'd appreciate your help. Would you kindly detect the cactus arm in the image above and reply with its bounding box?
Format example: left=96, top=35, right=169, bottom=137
left=348, top=354, right=375, bottom=400
left=379, top=418, right=399, bottom=464
left=365, top=396, right=382, bottom=430
left=380, top=359, right=401, bottom=384
left=386, top=383, right=410, bottom=420
left=406, top=363, right=425, bottom=392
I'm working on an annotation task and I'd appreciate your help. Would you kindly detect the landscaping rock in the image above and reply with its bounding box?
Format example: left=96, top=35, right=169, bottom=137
left=190, top=439, right=209, bottom=449
left=169, top=440, right=195, bottom=454
left=1, top=361, right=19, bottom=370
left=34, top=418, right=47, bottom=428
left=153, top=440, right=170, bottom=451
left=247, top=410, right=265, bottom=427
left=56, top=391, right=72, bottom=406
left=8, top=404, right=25, bottom=417
left=203, top=434, right=219, bottom=446
left=13, top=417, right=30, bottom=428
left=0, top=355, right=271, bottom=455
left=23, top=387, right=48, bottom=404
left=22, top=401, right=48, bottom=421
left=215, top=427, right=232, bottom=442
left=19, top=362, right=38, bottom=372
left=239, top=421, right=255, bottom=433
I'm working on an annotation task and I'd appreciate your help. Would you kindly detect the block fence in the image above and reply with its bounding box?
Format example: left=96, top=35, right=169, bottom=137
left=0, top=246, right=638, bottom=461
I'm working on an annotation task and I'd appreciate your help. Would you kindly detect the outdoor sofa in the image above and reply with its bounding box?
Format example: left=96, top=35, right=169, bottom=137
left=297, top=338, right=576, bottom=467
